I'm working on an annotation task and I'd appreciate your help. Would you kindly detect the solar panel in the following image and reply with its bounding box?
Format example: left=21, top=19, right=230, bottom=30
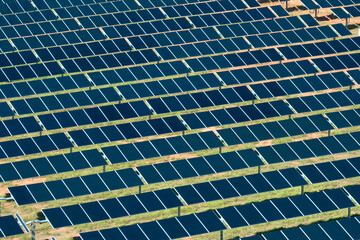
left=79, top=187, right=355, bottom=239
left=301, top=0, right=320, bottom=9
left=0, top=102, right=15, bottom=118
left=0, top=215, right=25, bottom=238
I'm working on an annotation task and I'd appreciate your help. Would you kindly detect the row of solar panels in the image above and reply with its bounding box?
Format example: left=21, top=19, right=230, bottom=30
left=21, top=19, right=319, bottom=65
left=0, top=122, right=223, bottom=158
left=32, top=0, right=210, bottom=12
left=135, top=135, right=360, bottom=184
left=0, top=56, right=349, bottom=103
left=2, top=87, right=357, bottom=143
left=0, top=146, right=256, bottom=184
left=118, top=66, right=340, bottom=101
left=279, top=36, right=360, bottom=60
left=2, top=23, right=216, bottom=52
left=7, top=127, right=360, bottom=207
left=245, top=23, right=350, bottom=48
left=78, top=187, right=358, bottom=240
left=23, top=22, right=345, bottom=66
left=0, top=15, right=310, bottom=65
left=0, top=16, right=331, bottom=71
left=8, top=126, right=360, bottom=205
left=99, top=128, right=360, bottom=165
left=40, top=156, right=360, bottom=229
left=0, top=9, right=57, bottom=27
left=67, top=101, right=314, bottom=147
left=0, top=26, right=349, bottom=85
left=1, top=28, right=355, bottom=83
left=0, top=0, right=208, bottom=15
left=0, top=0, right=34, bottom=15
left=148, top=88, right=359, bottom=115
left=9, top=86, right=122, bottom=115
left=75, top=0, right=248, bottom=29
left=2, top=12, right=309, bottom=55
left=0, top=107, right=357, bottom=183
left=0, top=77, right=357, bottom=139
left=7, top=144, right=357, bottom=208
left=248, top=72, right=354, bottom=99
left=0, top=132, right=73, bottom=159
left=41, top=169, right=299, bottom=226
left=1, top=11, right=296, bottom=67
left=1, top=71, right=354, bottom=138
left=244, top=215, right=360, bottom=240
left=0, top=0, right=250, bottom=27
left=0, top=5, right=280, bottom=41
left=0, top=0, right=137, bottom=27
left=332, top=5, right=360, bottom=18
left=0, top=95, right=314, bottom=146
left=301, top=0, right=360, bottom=10
left=0, top=23, right=336, bottom=83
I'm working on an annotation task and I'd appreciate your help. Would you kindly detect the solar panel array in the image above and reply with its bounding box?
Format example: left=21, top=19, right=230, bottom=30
left=332, top=4, right=360, bottom=18
left=241, top=215, right=360, bottom=239
left=300, top=0, right=360, bottom=22
left=301, top=0, right=360, bottom=9
left=0, top=0, right=360, bottom=239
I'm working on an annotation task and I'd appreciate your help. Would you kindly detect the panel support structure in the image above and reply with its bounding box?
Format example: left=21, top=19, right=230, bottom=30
left=31, top=222, right=35, bottom=240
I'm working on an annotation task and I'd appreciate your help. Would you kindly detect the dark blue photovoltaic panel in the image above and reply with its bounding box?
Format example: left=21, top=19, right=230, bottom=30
left=0, top=215, right=24, bottom=237
left=0, top=102, right=14, bottom=118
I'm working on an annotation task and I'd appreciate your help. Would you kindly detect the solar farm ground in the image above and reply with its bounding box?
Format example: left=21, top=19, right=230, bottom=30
left=0, top=0, right=360, bottom=239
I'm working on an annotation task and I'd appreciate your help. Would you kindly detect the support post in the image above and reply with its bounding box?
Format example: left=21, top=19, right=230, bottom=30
left=252, top=99, right=255, bottom=105
left=258, top=165, right=261, bottom=174
left=178, top=206, right=181, bottom=216
left=348, top=207, right=351, bottom=218
left=301, top=185, right=304, bottom=195
left=139, top=185, right=141, bottom=194
left=285, top=0, right=288, bottom=10
left=346, top=18, right=348, bottom=26
left=350, top=85, right=352, bottom=90
left=219, top=147, right=222, bottom=154
left=149, top=115, right=151, bottom=120
left=328, top=129, right=331, bottom=136
left=103, top=165, right=106, bottom=173
left=220, top=230, right=223, bottom=240
left=182, top=130, right=185, bottom=135
left=31, top=222, right=35, bottom=240
left=315, top=9, right=317, bottom=19
left=70, top=148, right=72, bottom=153
left=289, top=114, right=291, bottom=119
left=40, top=131, right=42, bottom=136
